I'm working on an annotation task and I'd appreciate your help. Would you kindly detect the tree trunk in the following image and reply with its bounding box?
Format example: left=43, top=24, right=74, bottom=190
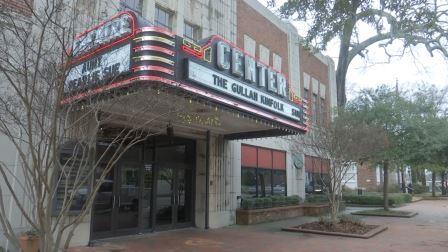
left=383, top=161, right=390, bottom=211
left=336, top=18, right=356, bottom=107
left=441, top=171, right=447, bottom=196
left=421, top=170, right=427, bottom=191
left=401, top=169, right=406, bottom=193
left=432, top=171, right=436, bottom=197
left=411, top=167, right=417, bottom=184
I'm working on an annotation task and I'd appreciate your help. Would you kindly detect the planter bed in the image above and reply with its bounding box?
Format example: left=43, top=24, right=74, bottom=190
left=345, top=203, right=402, bottom=208
left=343, top=194, right=412, bottom=207
left=282, top=224, right=387, bottom=239
left=420, top=196, right=448, bottom=200
left=236, top=204, right=329, bottom=225
left=351, top=209, right=417, bottom=218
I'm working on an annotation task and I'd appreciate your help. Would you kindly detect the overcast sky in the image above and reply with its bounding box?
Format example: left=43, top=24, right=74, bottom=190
left=257, top=0, right=448, bottom=100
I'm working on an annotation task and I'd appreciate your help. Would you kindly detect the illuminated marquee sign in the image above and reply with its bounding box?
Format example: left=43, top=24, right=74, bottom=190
left=187, top=60, right=302, bottom=122
left=65, top=44, right=131, bottom=93
left=72, top=12, right=135, bottom=57
left=62, top=10, right=307, bottom=132
left=215, top=41, right=288, bottom=98
left=180, top=37, right=304, bottom=124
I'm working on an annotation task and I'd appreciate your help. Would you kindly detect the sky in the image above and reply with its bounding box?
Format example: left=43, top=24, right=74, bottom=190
left=257, top=0, right=448, bottom=100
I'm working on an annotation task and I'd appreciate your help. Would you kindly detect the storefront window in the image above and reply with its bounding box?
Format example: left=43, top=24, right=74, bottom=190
left=241, top=145, right=286, bottom=198
left=258, top=169, right=272, bottom=197
left=54, top=142, right=91, bottom=213
left=305, top=155, right=331, bottom=194
left=241, top=167, right=257, bottom=197
left=273, top=170, right=286, bottom=195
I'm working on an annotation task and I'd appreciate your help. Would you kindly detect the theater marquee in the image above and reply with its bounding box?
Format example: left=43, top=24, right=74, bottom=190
left=62, top=11, right=308, bottom=133
left=187, top=60, right=302, bottom=122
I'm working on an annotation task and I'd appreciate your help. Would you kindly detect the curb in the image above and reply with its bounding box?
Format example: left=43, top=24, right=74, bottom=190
left=282, top=225, right=387, bottom=239
left=351, top=212, right=418, bottom=218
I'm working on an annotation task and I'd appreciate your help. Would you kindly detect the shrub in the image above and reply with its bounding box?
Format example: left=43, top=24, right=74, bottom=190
left=339, top=215, right=365, bottom=227
left=342, top=193, right=412, bottom=206
left=278, top=195, right=287, bottom=206
left=412, top=184, right=428, bottom=194
left=255, top=198, right=265, bottom=208
left=241, top=195, right=304, bottom=210
left=263, top=197, right=273, bottom=208
left=287, top=195, right=300, bottom=205
left=241, top=198, right=255, bottom=210
left=271, top=196, right=281, bottom=207
left=306, top=194, right=329, bottom=203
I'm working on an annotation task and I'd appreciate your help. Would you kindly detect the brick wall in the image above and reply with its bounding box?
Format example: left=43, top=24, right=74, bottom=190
left=357, top=163, right=378, bottom=190
left=236, top=0, right=289, bottom=77
left=0, top=0, right=33, bottom=16
left=299, top=46, right=331, bottom=123
left=300, top=47, right=329, bottom=87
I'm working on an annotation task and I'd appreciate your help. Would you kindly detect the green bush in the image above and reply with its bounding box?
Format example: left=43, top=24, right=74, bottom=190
left=241, top=195, right=304, bottom=210
left=342, top=193, right=412, bottom=206
left=287, top=195, right=300, bottom=205
left=255, top=198, right=264, bottom=208
left=412, top=184, right=428, bottom=194
left=263, top=197, right=273, bottom=208
left=281, top=196, right=287, bottom=205
left=306, top=194, right=329, bottom=203
left=271, top=196, right=280, bottom=207
left=339, top=214, right=365, bottom=227
left=241, top=198, right=255, bottom=210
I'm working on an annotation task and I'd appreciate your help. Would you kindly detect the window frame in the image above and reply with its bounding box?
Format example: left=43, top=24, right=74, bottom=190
left=312, top=93, right=318, bottom=124
left=241, top=144, right=287, bottom=198
left=320, top=97, right=326, bottom=124
left=154, top=5, right=173, bottom=31
left=184, top=21, right=200, bottom=41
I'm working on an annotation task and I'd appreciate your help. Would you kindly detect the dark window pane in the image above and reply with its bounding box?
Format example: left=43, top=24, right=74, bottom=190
left=241, top=167, right=257, bottom=198
left=312, top=94, right=318, bottom=124
left=258, top=169, right=272, bottom=197
left=155, top=6, right=172, bottom=30
left=56, top=142, right=91, bottom=213
left=320, top=98, right=325, bottom=124
left=273, top=170, right=286, bottom=195
left=184, top=22, right=200, bottom=41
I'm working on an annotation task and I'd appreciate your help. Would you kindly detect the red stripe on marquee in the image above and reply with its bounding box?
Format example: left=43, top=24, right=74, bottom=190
left=132, top=66, right=174, bottom=75
left=133, top=45, right=175, bottom=56
left=137, top=27, right=175, bottom=38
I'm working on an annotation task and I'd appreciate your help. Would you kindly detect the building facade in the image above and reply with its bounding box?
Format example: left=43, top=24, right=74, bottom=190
left=0, top=0, right=337, bottom=250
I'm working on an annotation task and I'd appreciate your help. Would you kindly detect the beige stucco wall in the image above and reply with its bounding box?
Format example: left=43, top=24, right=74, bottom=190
left=141, top=0, right=237, bottom=43
left=200, top=136, right=306, bottom=229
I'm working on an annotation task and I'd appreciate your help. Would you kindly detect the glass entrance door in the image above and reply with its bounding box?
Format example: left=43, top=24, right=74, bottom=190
left=154, top=144, right=194, bottom=229
left=92, top=137, right=194, bottom=239
left=116, top=162, right=140, bottom=231
left=92, top=164, right=115, bottom=234
left=92, top=145, right=146, bottom=239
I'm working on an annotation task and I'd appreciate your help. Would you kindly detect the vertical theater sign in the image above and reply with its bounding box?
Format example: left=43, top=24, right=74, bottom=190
left=63, top=11, right=308, bottom=134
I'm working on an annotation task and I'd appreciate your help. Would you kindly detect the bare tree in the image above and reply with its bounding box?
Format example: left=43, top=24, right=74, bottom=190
left=0, top=1, right=196, bottom=251
left=291, top=111, right=388, bottom=223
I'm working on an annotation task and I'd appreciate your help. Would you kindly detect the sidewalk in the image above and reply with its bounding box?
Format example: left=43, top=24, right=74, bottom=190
left=70, top=199, right=448, bottom=252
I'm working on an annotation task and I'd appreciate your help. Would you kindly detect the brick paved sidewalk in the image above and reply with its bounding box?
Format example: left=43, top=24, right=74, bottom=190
left=70, top=199, right=448, bottom=252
